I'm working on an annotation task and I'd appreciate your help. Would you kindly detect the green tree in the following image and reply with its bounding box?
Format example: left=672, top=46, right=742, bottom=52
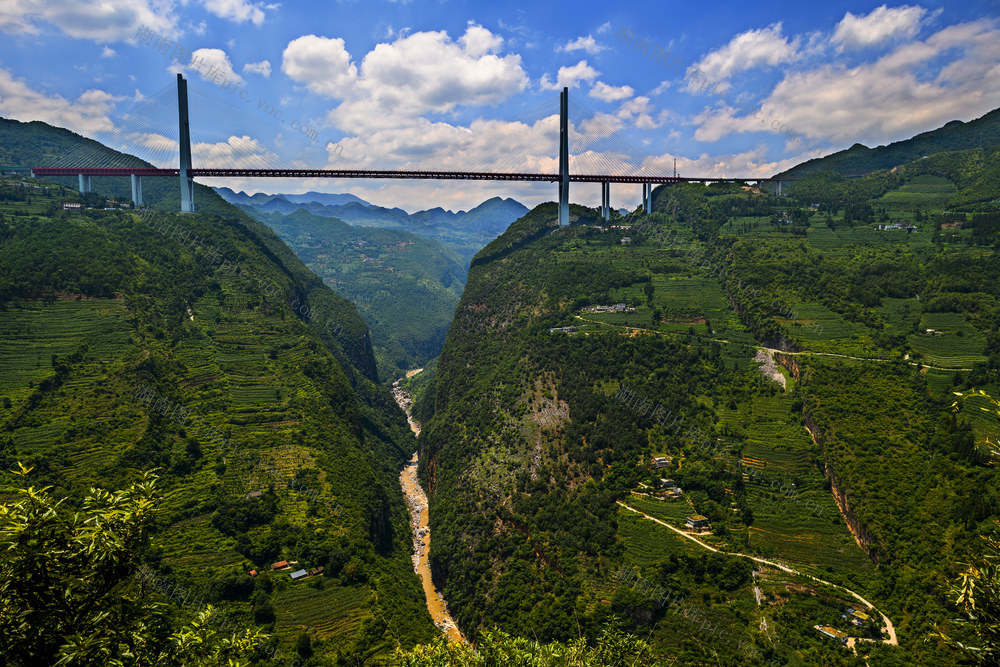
left=391, top=622, right=658, bottom=666
left=0, top=463, right=266, bottom=666
left=296, top=630, right=313, bottom=659
left=932, top=532, right=1000, bottom=663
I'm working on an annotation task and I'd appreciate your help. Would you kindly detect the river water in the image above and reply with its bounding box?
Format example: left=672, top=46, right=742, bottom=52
left=392, top=373, right=465, bottom=643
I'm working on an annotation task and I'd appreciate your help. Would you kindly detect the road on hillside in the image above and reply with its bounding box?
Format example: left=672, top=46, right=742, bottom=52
left=617, top=500, right=898, bottom=647
left=573, top=315, right=972, bottom=371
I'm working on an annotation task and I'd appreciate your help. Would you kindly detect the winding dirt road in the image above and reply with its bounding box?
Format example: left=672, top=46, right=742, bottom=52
left=618, top=500, right=898, bottom=647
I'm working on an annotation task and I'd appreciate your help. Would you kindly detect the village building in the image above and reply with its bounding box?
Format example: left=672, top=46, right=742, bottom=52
left=653, top=456, right=670, bottom=468
left=686, top=515, right=710, bottom=530
left=842, top=607, right=871, bottom=627
left=271, top=560, right=290, bottom=571
left=289, top=568, right=308, bottom=581
left=815, top=625, right=849, bottom=645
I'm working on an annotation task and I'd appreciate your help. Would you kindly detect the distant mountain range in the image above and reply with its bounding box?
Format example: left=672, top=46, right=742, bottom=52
left=245, top=206, right=469, bottom=382
left=776, top=106, right=1000, bottom=178
left=214, top=187, right=529, bottom=263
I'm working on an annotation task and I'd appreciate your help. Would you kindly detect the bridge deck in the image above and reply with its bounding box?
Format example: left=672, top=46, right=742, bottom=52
left=29, top=167, right=768, bottom=184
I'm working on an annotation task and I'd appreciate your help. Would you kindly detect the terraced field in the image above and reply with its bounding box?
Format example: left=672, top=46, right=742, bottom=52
left=907, top=312, right=986, bottom=368
left=0, top=299, right=133, bottom=401
left=273, top=584, right=370, bottom=643
left=877, top=174, right=958, bottom=209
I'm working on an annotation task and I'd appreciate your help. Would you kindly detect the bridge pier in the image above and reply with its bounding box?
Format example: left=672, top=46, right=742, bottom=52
left=601, top=181, right=610, bottom=221
left=177, top=73, right=195, bottom=213
left=78, top=173, right=91, bottom=193
left=558, top=87, right=569, bottom=226
left=642, top=183, right=653, bottom=214
left=131, top=174, right=143, bottom=206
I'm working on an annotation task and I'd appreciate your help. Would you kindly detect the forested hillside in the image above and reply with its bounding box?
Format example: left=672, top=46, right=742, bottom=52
left=246, top=208, right=466, bottom=381
left=776, top=107, right=1000, bottom=179
left=0, top=118, right=438, bottom=663
left=418, top=148, right=1000, bottom=664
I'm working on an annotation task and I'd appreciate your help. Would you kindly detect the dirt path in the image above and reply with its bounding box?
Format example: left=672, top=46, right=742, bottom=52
left=393, top=373, right=464, bottom=643
left=617, top=501, right=897, bottom=646
left=574, top=315, right=971, bottom=372
left=759, top=346, right=972, bottom=372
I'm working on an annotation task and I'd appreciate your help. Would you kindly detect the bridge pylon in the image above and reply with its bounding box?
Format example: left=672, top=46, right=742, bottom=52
left=177, top=73, right=195, bottom=212
left=601, top=181, right=610, bottom=221
left=131, top=174, right=143, bottom=206
left=558, top=87, right=569, bottom=226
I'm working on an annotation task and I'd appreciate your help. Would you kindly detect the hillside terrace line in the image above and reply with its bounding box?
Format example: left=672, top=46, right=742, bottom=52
left=28, top=74, right=810, bottom=224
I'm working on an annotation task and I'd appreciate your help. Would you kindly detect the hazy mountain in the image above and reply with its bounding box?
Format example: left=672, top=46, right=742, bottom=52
left=245, top=206, right=468, bottom=381
left=214, top=187, right=529, bottom=262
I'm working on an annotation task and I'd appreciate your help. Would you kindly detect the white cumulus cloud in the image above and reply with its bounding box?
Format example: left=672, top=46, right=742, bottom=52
left=201, top=0, right=267, bottom=26
left=169, top=48, right=244, bottom=86
left=0, top=66, right=120, bottom=135
left=282, top=35, right=358, bottom=98
left=589, top=81, right=634, bottom=102
left=688, top=22, right=799, bottom=91
left=832, top=4, right=927, bottom=51
left=540, top=60, right=598, bottom=91
left=557, top=35, right=605, bottom=54
left=0, top=0, right=178, bottom=41
left=243, top=60, right=271, bottom=77
left=323, top=24, right=528, bottom=132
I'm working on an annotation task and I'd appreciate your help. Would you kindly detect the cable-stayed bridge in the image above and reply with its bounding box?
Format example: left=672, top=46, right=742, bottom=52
left=28, top=74, right=785, bottom=225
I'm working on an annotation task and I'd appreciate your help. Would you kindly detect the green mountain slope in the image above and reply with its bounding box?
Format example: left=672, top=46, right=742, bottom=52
left=418, top=162, right=1000, bottom=663
left=775, top=106, right=1000, bottom=178
left=245, top=207, right=466, bottom=381
left=783, top=145, right=1000, bottom=212
left=0, top=120, right=437, bottom=662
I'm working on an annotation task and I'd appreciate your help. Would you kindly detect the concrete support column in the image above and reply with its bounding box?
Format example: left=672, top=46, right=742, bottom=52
left=78, top=173, right=91, bottom=193
left=131, top=174, right=143, bottom=206
left=558, top=86, right=569, bottom=226
left=177, top=73, right=195, bottom=213
left=601, top=181, right=610, bottom=221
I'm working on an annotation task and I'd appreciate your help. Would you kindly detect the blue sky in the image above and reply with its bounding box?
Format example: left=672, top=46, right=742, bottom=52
left=1, top=0, right=998, bottom=211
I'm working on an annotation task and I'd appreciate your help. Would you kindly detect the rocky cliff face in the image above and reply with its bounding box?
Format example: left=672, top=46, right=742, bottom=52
left=775, top=352, right=800, bottom=381
left=803, top=414, right=880, bottom=565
